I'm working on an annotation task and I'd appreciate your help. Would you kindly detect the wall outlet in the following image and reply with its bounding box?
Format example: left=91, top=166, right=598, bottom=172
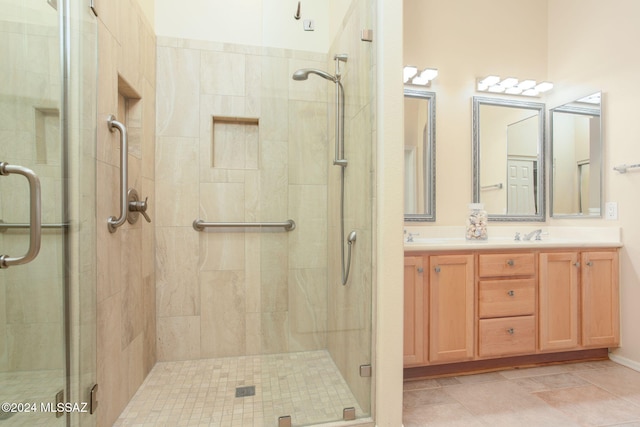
left=605, top=202, right=618, bottom=220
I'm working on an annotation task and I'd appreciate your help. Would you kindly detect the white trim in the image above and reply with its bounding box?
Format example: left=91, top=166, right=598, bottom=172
left=609, top=353, right=640, bottom=372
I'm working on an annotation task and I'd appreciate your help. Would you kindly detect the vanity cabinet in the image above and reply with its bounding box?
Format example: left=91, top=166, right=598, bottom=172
left=428, top=254, right=474, bottom=363
left=403, top=256, right=426, bottom=366
left=402, top=253, right=474, bottom=366
left=404, top=247, right=620, bottom=371
left=581, top=251, right=619, bottom=347
left=539, top=250, right=620, bottom=350
left=478, top=253, right=536, bottom=357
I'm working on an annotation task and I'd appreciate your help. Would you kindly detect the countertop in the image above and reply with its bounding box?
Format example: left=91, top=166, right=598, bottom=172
left=404, top=226, right=622, bottom=252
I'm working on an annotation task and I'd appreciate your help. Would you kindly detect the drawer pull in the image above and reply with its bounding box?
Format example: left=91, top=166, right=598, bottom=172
left=417, top=267, right=423, bottom=273
left=506, top=328, right=515, bottom=335
left=434, top=266, right=441, bottom=273
left=574, top=262, right=580, bottom=267
left=506, top=259, right=515, bottom=266
left=507, top=290, right=515, bottom=297
left=586, top=261, right=593, bottom=266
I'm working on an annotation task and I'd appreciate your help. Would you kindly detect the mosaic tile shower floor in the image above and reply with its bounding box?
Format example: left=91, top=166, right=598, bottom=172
left=114, top=350, right=364, bottom=427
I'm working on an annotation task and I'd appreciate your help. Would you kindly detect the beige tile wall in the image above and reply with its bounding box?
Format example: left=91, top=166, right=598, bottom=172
left=0, top=17, right=64, bottom=374
left=155, top=37, right=331, bottom=361
left=95, top=0, right=156, bottom=425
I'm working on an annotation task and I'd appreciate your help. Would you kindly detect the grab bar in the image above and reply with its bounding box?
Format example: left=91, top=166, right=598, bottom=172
left=193, top=219, right=296, bottom=232
left=0, top=221, right=68, bottom=232
left=107, top=115, right=128, bottom=233
left=0, top=162, right=42, bottom=269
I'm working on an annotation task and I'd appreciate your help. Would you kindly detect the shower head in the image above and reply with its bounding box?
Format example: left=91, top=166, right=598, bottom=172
left=292, top=68, right=336, bottom=82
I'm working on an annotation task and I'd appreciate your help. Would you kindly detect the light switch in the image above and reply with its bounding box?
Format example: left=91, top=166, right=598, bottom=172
left=605, top=202, right=618, bottom=220
left=303, top=20, right=315, bottom=31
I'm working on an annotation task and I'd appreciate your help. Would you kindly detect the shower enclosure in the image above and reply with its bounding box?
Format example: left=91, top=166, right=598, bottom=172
left=139, top=0, right=375, bottom=426
left=0, top=0, right=96, bottom=426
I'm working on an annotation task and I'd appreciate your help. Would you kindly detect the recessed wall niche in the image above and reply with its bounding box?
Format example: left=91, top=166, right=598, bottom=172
left=211, top=116, right=259, bottom=170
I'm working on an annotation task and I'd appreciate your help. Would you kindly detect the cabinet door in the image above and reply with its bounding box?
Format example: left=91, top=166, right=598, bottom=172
left=539, top=252, right=580, bottom=351
left=404, top=256, right=426, bottom=366
left=429, top=254, right=474, bottom=363
left=582, top=251, right=620, bottom=347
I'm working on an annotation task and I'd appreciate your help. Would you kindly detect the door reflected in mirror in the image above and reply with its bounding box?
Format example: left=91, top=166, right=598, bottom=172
left=405, top=88, right=436, bottom=221
left=551, top=92, right=602, bottom=217
left=472, top=96, right=545, bottom=222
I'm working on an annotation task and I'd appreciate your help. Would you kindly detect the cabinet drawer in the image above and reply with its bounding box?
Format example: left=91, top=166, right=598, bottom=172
left=479, top=316, right=535, bottom=357
left=478, top=253, right=535, bottom=277
left=479, top=279, right=535, bottom=318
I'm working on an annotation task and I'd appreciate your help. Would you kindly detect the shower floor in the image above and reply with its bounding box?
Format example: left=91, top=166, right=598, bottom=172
left=0, top=370, right=65, bottom=426
left=114, top=350, right=364, bottom=427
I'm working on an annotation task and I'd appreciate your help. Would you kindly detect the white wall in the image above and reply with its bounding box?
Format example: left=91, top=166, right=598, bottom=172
left=547, top=0, right=640, bottom=367
left=154, top=0, right=331, bottom=52
left=404, top=0, right=548, bottom=226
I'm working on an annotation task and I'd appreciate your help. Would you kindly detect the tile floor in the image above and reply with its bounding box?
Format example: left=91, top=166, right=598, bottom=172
left=0, top=370, right=66, bottom=426
left=114, top=350, right=365, bottom=427
left=403, top=359, right=640, bottom=427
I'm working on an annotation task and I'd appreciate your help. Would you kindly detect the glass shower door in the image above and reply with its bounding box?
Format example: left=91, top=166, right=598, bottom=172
left=0, top=0, right=67, bottom=425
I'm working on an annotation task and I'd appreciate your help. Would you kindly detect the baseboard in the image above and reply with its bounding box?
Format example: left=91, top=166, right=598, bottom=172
left=609, top=353, right=640, bottom=372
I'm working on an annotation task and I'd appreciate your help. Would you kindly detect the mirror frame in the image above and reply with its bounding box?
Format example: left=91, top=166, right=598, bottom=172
left=404, top=87, right=436, bottom=222
left=472, top=96, right=546, bottom=222
left=550, top=92, right=603, bottom=218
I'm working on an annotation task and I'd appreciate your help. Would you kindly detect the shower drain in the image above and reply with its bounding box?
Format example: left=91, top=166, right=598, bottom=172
left=235, top=385, right=256, bottom=397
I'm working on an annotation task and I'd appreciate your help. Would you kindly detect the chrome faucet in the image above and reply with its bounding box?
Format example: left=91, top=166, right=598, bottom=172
left=523, top=229, right=542, bottom=241
left=404, top=230, right=419, bottom=243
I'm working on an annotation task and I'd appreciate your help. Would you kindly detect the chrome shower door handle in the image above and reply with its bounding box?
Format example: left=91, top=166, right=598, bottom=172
left=0, top=162, right=42, bottom=269
left=107, top=115, right=128, bottom=233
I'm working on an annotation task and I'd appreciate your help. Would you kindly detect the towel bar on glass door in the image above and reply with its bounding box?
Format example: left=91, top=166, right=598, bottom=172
left=192, top=219, right=296, bottom=232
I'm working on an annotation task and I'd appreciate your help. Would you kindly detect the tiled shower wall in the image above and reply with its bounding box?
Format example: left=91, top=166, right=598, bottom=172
left=0, top=12, right=64, bottom=375
left=95, top=0, right=156, bottom=425
left=155, top=37, right=331, bottom=360
left=326, top=0, right=375, bottom=414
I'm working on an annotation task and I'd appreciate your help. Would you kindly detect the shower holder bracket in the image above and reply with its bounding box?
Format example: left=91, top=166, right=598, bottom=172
left=278, top=415, right=292, bottom=427
left=343, top=407, right=356, bottom=421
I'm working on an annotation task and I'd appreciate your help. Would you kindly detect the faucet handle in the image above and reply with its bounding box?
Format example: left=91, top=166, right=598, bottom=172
left=514, top=232, right=521, bottom=241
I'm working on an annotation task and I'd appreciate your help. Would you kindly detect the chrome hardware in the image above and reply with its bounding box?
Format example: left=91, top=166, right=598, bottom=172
left=417, top=267, right=423, bottom=273
left=193, top=219, right=296, bottom=232
left=507, top=259, right=515, bottom=266
left=359, top=364, right=372, bottom=377
left=506, top=328, right=515, bottom=335
left=574, top=262, right=581, bottom=267
left=55, top=390, right=64, bottom=418
left=293, top=1, right=301, bottom=19
left=0, top=219, right=67, bottom=232
left=514, top=232, right=521, bottom=241
left=586, top=261, right=593, bottom=266
left=107, top=115, right=128, bottom=233
left=0, top=162, right=42, bottom=269
left=90, top=0, right=98, bottom=16
left=507, top=290, right=515, bottom=297
left=361, top=29, right=373, bottom=42
left=343, top=407, right=356, bottom=421
left=89, top=384, right=98, bottom=415
left=523, top=228, right=542, bottom=241
left=434, top=266, right=441, bottom=273
left=127, top=188, right=151, bottom=224
left=406, top=232, right=420, bottom=243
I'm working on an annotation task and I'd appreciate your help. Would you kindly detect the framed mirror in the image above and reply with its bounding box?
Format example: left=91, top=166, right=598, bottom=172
left=472, top=96, right=545, bottom=221
left=550, top=92, right=602, bottom=217
left=404, top=88, right=436, bottom=221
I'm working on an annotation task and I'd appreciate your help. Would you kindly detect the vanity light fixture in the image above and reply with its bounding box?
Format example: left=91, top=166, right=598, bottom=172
left=404, top=66, right=438, bottom=86
left=477, top=76, right=554, bottom=97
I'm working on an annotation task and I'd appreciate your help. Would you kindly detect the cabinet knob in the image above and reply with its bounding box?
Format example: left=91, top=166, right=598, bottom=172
left=506, top=259, right=515, bottom=266
left=507, top=290, right=515, bottom=297
left=586, top=261, right=593, bottom=266
left=506, top=328, right=515, bottom=335
left=434, top=266, right=441, bottom=273
left=417, top=267, right=423, bottom=273
left=574, top=262, right=580, bottom=267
